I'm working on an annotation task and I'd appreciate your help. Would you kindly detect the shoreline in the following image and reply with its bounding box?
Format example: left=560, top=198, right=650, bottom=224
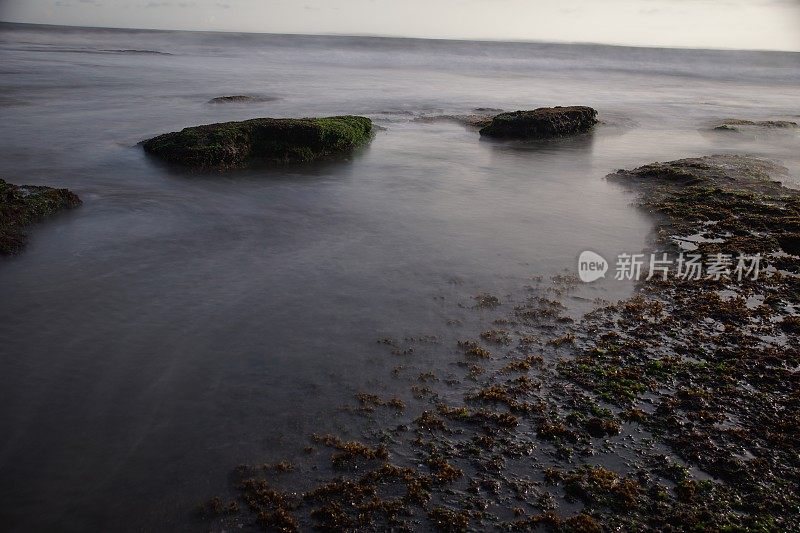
left=1, top=21, right=798, bottom=528
left=203, top=154, right=799, bottom=531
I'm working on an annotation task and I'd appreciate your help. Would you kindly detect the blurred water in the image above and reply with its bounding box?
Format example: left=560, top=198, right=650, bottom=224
left=0, top=22, right=798, bottom=531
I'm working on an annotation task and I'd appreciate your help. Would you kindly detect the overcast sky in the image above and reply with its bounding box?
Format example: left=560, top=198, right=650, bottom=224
left=1, top=0, right=799, bottom=51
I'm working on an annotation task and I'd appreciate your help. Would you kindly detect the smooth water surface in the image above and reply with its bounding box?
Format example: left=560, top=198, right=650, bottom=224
left=0, top=22, right=798, bottom=531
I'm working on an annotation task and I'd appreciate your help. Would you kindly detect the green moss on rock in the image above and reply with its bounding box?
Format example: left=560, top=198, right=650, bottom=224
left=0, top=179, right=81, bottom=255
left=142, top=115, right=373, bottom=169
left=479, top=106, right=597, bottom=139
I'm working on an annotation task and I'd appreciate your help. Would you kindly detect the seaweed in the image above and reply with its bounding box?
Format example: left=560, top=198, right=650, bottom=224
left=312, top=434, right=389, bottom=466
left=0, top=178, right=81, bottom=254
left=208, top=155, right=799, bottom=532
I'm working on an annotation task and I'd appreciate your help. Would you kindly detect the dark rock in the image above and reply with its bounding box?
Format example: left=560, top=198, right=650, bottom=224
left=0, top=179, right=81, bottom=255
left=611, top=154, right=789, bottom=194
left=479, top=106, right=597, bottom=139
left=208, top=95, right=278, bottom=104
left=778, top=233, right=800, bottom=256
left=141, top=115, right=373, bottom=169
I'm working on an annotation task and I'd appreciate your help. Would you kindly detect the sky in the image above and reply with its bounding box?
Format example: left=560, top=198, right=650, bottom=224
left=1, top=0, right=799, bottom=51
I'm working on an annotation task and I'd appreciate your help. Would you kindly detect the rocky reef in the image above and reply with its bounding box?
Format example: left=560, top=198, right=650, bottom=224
left=714, top=118, right=798, bottom=132
left=479, top=106, right=597, bottom=139
left=142, top=116, right=373, bottom=169
left=0, top=179, right=81, bottom=254
left=202, top=154, right=799, bottom=532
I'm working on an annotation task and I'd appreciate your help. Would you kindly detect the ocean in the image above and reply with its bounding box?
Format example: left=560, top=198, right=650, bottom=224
left=0, top=22, right=798, bottom=531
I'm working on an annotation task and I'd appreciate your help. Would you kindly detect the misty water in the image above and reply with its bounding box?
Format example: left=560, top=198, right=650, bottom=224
left=0, top=22, right=798, bottom=531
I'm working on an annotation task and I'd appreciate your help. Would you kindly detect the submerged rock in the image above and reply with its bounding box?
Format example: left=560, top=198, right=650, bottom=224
left=414, top=113, right=495, bottom=129
left=207, top=95, right=278, bottom=104
left=0, top=179, right=81, bottom=255
left=714, top=118, right=798, bottom=132
left=142, top=116, right=373, bottom=169
left=479, top=106, right=597, bottom=139
left=611, top=154, right=790, bottom=191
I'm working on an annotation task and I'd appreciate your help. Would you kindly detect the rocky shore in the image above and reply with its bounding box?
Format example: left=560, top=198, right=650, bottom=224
left=142, top=116, right=373, bottom=169
left=203, top=155, right=799, bottom=532
left=479, top=106, right=598, bottom=139
left=0, top=179, right=81, bottom=254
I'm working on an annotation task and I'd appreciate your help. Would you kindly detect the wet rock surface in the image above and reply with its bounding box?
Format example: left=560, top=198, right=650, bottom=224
left=479, top=106, right=598, bottom=139
left=141, top=116, right=373, bottom=169
left=0, top=178, right=81, bottom=255
left=203, top=155, right=798, bottom=532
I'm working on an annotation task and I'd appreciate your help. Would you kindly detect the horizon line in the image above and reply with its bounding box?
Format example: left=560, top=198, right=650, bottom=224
left=1, top=19, right=798, bottom=54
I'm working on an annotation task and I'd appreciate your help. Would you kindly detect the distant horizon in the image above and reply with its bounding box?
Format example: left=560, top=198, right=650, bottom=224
left=1, top=0, right=798, bottom=53
left=2, top=19, right=798, bottom=55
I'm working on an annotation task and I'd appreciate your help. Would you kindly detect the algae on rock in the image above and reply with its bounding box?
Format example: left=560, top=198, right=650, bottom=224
left=479, top=106, right=597, bottom=139
left=142, top=115, right=373, bottom=169
left=0, top=178, right=81, bottom=254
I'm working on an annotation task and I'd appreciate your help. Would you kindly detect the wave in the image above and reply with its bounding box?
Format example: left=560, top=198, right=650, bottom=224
left=98, top=49, right=173, bottom=55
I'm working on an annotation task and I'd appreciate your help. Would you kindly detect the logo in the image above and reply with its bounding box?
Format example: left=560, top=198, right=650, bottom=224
left=578, top=251, right=608, bottom=282
left=576, top=251, right=761, bottom=283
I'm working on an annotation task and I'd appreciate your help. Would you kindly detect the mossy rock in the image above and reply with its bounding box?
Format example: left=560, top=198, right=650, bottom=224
left=142, top=116, right=373, bottom=169
left=0, top=179, right=82, bottom=255
left=479, top=106, right=597, bottom=139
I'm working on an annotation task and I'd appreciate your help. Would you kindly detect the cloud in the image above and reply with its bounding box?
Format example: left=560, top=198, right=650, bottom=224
left=1, top=0, right=798, bottom=51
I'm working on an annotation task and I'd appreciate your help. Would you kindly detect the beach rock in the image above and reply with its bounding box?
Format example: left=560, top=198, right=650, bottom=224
left=479, top=106, right=597, bottom=139
left=0, top=179, right=81, bottom=255
left=612, top=154, right=788, bottom=190
left=714, top=119, right=798, bottom=132
left=609, top=155, right=794, bottom=204
left=208, top=95, right=278, bottom=104
left=142, top=115, right=373, bottom=169
left=610, top=154, right=800, bottom=264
